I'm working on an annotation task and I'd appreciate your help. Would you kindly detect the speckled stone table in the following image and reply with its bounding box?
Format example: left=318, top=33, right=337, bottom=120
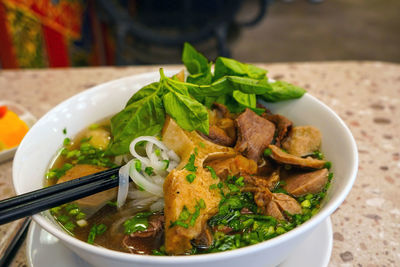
left=0, top=62, right=399, bottom=267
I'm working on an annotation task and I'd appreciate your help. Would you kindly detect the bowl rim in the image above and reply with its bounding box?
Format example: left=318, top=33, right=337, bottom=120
left=13, top=70, right=358, bottom=263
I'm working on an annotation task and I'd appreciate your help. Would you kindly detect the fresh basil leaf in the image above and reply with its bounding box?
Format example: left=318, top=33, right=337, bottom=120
left=126, top=82, right=160, bottom=107
left=214, top=57, right=267, bottom=81
left=182, top=42, right=209, bottom=75
left=232, top=90, right=256, bottom=109
left=108, top=91, right=165, bottom=155
left=226, top=76, right=272, bottom=95
left=260, top=81, right=306, bottom=102
left=186, top=62, right=213, bottom=85
left=162, top=91, right=209, bottom=135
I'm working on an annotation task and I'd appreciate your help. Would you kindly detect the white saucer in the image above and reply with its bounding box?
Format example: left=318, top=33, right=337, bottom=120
left=26, top=218, right=332, bottom=267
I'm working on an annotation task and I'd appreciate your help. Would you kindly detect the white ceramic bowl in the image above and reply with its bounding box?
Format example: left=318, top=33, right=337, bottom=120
left=13, top=70, right=358, bottom=267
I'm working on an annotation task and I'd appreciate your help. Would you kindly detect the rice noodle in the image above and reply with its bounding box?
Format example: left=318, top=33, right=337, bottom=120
left=117, top=135, right=180, bottom=209
left=117, top=163, right=130, bottom=208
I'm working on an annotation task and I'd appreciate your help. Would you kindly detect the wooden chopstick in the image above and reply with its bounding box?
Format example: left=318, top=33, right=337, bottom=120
left=0, top=167, right=122, bottom=225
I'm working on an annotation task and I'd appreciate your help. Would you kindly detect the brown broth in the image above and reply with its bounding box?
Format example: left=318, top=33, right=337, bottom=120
left=45, top=119, right=143, bottom=253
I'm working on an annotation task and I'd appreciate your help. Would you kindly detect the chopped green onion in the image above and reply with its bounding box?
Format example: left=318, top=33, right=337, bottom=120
left=209, top=184, right=218, bottom=190
left=184, top=154, right=197, bottom=172
left=186, top=173, right=196, bottom=183
left=134, top=160, right=142, bottom=172
left=63, top=137, right=71, bottom=146
left=162, top=160, right=170, bottom=170
left=205, top=166, right=218, bottom=179
left=62, top=128, right=67, bottom=135
left=144, top=166, right=154, bottom=176
left=263, top=148, right=272, bottom=157
left=324, top=161, right=332, bottom=169
left=155, top=149, right=161, bottom=157
left=89, top=123, right=99, bottom=130
left=301, top=200, right=311, bottom=208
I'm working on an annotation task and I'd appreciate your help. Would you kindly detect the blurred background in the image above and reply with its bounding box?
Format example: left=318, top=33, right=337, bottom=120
left=0, top=0, right=399, bottom=68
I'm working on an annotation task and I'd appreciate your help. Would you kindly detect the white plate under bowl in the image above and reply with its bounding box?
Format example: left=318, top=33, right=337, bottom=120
left=0, top=101, right=36, bottom=163
left=26, top=218, right=332, bottom=267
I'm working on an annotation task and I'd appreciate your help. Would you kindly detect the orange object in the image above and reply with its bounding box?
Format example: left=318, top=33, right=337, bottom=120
left=0, top=109, right=29, bottom=149
left=0, top=106, right=7, bottom=118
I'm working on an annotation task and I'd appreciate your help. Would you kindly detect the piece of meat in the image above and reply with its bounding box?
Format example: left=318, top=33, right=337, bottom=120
left=283, top=168, right=329, bottom=197
left=206, top=155, right=257, bottom=179
left=123, top=214, right=164, bottom=254
left=266, top=193, right=302, bottom=221
left=282, top=126, right=322, bottom=157
left=240, top=207, right=253, bottom=215
left=57, top=164, right=116, bottom=215
left=191, top=226, right=213, bottom=250
left=235, top=109, right=276, bottom=162
left=162, top=117, right=236, bottom=255
left=216, top=118, right=236, bottom=141
left=213, top=103, right=232, bottom=118
left=203, top=104, right=236, bottom=147
left=268, top=145, right=326, bottom=169
left=206, top=125, right=235, bottom=147
left=264, top=114, right=293, bottom=147
left=241, top=171, right=279, bottom=192
left=257, top=158, right=276, bottom=177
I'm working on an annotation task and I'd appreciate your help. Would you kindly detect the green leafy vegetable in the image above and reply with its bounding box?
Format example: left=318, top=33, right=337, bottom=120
left=182, top=43, right=213, bottom=85
left=107, top=85, right=165, bottom=155
left=214, top=57, right=267, bottom=80
left=259, top=81, right=306, bottom=102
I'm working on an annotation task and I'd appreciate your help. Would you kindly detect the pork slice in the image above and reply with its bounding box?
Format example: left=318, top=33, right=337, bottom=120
left=282, top=126, right=322, bottom=157
left=57, top=164, right=116, bottom=216
left=264, top=114, right=293, bottom=147
left=269, top=145, right=326, bottom=169
left=206, top=155, right=257, bottom=179
left=234, top=109, right=276, bottom=162
left=283, top=168, right=329, bottom=197
left=123, top=214, right=164, bottom=254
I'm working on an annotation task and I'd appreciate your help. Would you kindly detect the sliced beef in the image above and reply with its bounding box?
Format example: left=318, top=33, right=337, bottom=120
left=268, top=145, right=326, bottom=169
left=241, top=170, right=280, bottom=192
left=257, top=158, right=276, bottom=177
left=123, top=214, right=164, bottom=254
left=283, top=168, right=329, bottom=197
left=203, top=103, right=236, bottom=147
left=282, top=126, right=322, bottom=157
left=212, top=103, right=232, bottom=118
left=266, top=193, right=302, bottom=220
left=264, top=114, right=293, bottom=147
left=234, top=108, right=276, bottom=162
left=206, top=155, right=257, bottom=179
left=206, top=125, right=235, bottom=147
